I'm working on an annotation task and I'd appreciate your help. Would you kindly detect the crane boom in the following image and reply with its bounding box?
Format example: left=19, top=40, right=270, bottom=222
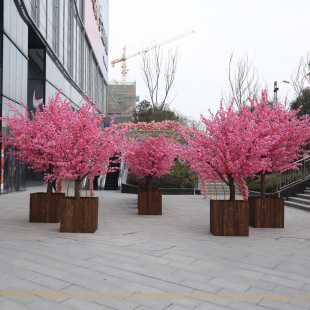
left=111, top=29, right=195, bottom=84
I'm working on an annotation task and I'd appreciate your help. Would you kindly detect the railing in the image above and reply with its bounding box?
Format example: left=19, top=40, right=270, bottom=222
left=278, top=156, right=310, bottom=193
left=118, top=160, right=125, bottom=190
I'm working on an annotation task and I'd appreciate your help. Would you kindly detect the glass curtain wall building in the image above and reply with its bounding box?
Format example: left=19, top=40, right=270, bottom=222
left=0, top=0, right=109, bottom=193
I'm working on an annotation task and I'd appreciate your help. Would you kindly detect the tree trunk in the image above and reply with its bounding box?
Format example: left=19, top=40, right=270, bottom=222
left=46, top=166, right=54, bottom=194
left=145, top=175, right=152, bottom=214
left=261, top=172, right=266, bottom=199
left=75, top=177, right=81, bottom=199
left=47, top=180, right=53, bottom=194
left=228, top=175, right=235, bottom=201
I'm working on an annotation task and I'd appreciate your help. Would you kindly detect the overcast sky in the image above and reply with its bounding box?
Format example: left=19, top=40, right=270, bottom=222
left=108, top=0, right=310, bottom=120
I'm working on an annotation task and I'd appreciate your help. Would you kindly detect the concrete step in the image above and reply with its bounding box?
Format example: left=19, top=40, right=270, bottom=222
left=303, top=189, right=310, bottom=194
left=287, top=197, right=310, bottom=206
left=285, top=200, right=310, bottom=212
left=296, top=193, right=310, bottom=199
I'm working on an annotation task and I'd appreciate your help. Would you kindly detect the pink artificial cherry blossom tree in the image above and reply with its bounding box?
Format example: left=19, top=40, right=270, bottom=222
left=250, top=91, right=310, bottom=198
left=123, top=134, right=178, bottom=210
left=54, top=98, right=121, bottom=199
left=182, top=100, right=266, bottom=201
left=1, top=91, right=122, bottom=199
left=1, top=92, right=74, bottom=194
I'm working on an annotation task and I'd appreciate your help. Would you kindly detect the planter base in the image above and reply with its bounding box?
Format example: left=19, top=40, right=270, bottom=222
left=138, top=185, right=162, bottom=215
left=60, top=197, right=98, bottom=233
left=29, top=193, right=64, bottom=223
left=210, top=200, right=249, bottom=236
left=249, top=197, right=284, bottom=228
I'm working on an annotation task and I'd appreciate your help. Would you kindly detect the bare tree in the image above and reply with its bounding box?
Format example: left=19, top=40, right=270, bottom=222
left=223, top=52, right=261, bottom=107
left=291, top=52, right=310, bottom=99
left=140, top=47, right=179, bottom=111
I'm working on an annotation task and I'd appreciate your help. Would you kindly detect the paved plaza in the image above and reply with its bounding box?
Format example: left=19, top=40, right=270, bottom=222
left=0, top=186, right=310, bottom=309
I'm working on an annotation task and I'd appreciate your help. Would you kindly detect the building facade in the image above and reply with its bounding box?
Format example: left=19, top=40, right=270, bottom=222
left=0, top=0, right=109, bottom=193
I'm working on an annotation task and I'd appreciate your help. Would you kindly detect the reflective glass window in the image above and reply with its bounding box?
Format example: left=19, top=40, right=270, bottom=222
left=16, top=52, right=22, bottom=103
left=10, top=44, right=17, bottom=100
left=30, top=0, right=37, bottom=23
left=3, top=0, right=10, bottom=35
left=2, top=37, right=10, bottom=98
left=10, top=0, right=17, bottom=45
left=52, top=0, right=59, bottom=53
left=46, top=0, right=53, bottom=47
left=40, top=0, right=47, bottom=36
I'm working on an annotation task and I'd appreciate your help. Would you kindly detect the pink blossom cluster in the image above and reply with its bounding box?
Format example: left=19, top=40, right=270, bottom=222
left=250, top=90, right=310, bottom=173
left=1, top=91, right=121, bottom=197
left=123, top=134, right=178, bottom=179
left=111, top=120, right=195, bottom=137
left=55, top=179, right=63, bottom=193
left=237, top=177, right=248, bottom=202
left=1, top=93, right=73, bottom=175
left=181, top=92, right=310, bottom=201
left=200, top=178, right=207, bottom=198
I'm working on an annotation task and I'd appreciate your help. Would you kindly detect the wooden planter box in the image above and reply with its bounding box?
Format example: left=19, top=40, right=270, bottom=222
left=29, top=193, right=65, bottom=223
left=60, top=197, right=98, bottom=233
left=210, top=200, right=249, bottom=236
left=138, top=184, right=162, bottom=215
left=249, top=197, right=284, bottom=228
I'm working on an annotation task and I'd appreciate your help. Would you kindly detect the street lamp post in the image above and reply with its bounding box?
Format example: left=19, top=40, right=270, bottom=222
left=274, top=81, right=279, bottom=102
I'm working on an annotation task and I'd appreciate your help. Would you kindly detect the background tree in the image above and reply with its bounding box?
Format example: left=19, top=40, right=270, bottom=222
left=133, top=99, right=176, bottom=123
left=291, top=52, right=310, bottom=98
left=290, top=87, right=310, bottom=116
left=140, top=47, right=179, bottom=113
left=223, top=52, right=261, bottom=108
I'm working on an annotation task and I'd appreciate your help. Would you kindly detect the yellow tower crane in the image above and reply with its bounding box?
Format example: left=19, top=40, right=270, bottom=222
left=111, top=29, right=195, bottom=84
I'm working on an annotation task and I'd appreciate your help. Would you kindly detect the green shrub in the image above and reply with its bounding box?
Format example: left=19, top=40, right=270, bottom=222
left=246, top=173, right=278, bottom=193
left=126, top=160, right=195, bottom=188
left=246, top=171, right=301, bottom=193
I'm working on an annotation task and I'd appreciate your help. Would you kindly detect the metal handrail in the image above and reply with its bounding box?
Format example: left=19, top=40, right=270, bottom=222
left=278, top=155, right=310, bottom=194
left=118, top=160, right=124, bottom=190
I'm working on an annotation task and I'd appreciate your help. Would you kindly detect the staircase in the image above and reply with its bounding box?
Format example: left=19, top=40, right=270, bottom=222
left=202, top=180, right=241, bottom=199
left=285, top=187, right=310, bottom=212
left=104, top=158, right=120, bottom=190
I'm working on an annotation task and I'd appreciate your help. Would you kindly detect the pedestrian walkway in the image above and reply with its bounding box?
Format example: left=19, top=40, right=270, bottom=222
left=0, top=186, right=310, bottom=309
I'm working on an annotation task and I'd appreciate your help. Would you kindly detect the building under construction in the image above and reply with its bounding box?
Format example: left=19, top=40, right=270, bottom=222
left=107, top=81, right=139, bottom=118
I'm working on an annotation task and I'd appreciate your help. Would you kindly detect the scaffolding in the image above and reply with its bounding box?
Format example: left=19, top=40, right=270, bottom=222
left=106, top=81, right=138, bottom=116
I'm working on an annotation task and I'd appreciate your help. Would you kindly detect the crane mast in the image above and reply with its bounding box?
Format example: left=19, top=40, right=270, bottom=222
left=111, top=29, right=195, bottom=84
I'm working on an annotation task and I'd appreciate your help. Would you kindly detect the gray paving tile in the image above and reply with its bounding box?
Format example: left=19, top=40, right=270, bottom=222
left=5, top=295, right=39, bottom=306
left=258, top=298, right=307, bottom=310
left=91, top=297, right=141, bottom=310
left=127, top=296, right=173, bottom=310
left=60, top=298, right=110, bottom=310
left=272, top=284, right=309, bottom=296
left=228, top=300, right=273, bottom=310
left=261, top=274, right=303, bottom=289
left=208, top=278, right=250, bottom=293
left=27, top=299, right=72, bottom=310
left=275, top=261, right=310, bottom=278
left=169, top=298, right=202, bottom=309
left=28, top=275, right=71, bottom=291
left=0, top=299, right=29, bottom=309
left=164, top=304, right=190, bottom=309
left=301, top=283, right=310, bottom=292
left=195, top=301, right=232, bottom=309
left=241, top=253, right=284, bottom=269
left=180, top=278, right=222, bottom=294
left=121, top=282, right=166, bottom=293
left=1, top=187, right=310, bottom=309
